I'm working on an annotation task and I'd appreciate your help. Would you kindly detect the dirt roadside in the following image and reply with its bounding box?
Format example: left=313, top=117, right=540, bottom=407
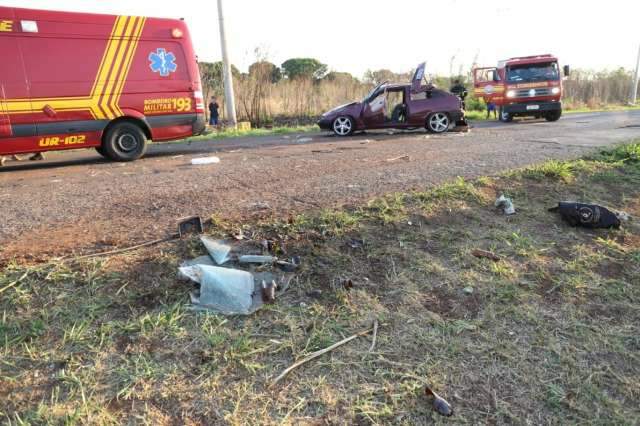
left=1, top=111, right=639, bottom=262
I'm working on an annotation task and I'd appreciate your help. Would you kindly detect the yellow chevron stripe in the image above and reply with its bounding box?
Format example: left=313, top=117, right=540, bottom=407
left=111, top=17, right=146, bottom=116
left=92, top=16, right=130, bottom=119
left=99, top=16, right=136, bottom=119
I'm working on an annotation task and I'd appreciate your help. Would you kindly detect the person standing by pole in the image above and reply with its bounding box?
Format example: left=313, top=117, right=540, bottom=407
left=217, top=0, right=237, bottom=128
left=208, top=96, right=220, bottom=128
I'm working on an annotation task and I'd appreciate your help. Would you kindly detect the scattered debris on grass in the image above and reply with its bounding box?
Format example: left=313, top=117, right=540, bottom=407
left=495, top=194, right=516, bottom=215
left=549, top=202, right=621, bottom=229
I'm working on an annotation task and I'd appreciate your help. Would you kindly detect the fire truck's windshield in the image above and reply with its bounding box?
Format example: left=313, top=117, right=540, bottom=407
left=506, top=62, right=559, bottom=83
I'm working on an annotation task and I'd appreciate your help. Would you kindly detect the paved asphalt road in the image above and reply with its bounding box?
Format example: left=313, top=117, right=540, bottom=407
left=1, top=111, right=639, bottom=261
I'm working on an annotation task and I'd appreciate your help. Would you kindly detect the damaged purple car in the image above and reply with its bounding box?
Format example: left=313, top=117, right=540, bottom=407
left=318, top=63, right=466, bottom=136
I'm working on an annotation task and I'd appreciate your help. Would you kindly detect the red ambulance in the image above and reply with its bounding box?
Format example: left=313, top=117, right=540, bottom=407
left=0, top=7, right=205, bottom=161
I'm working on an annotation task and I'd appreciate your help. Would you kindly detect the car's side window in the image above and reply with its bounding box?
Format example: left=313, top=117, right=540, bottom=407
left=411, top=91, right=427, bottom=101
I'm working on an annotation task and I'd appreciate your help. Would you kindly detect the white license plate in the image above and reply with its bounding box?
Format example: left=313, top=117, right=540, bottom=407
left=526, top=105, right=540, bottom=110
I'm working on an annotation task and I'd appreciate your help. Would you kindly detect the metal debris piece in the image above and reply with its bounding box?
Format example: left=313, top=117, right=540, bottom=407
left=495, top=195, right=516, bottom=215
left=425, top=386, right=454, bottom=417
left=200, top=236, right=231, bottom=265
left=239, top=255, right=278, bottom=264
left=549, top=202, right=621, bottom=229
left=177, top=216, right=203, bottom=238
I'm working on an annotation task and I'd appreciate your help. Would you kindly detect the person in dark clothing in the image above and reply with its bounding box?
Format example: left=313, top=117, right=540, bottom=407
left=208, top=96, right=220, bottom=126
left=449, top=79, right=467, bottom=99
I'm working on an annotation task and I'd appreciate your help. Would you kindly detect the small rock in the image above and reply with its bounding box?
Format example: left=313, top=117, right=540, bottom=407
left=463, top=287, right=474, bottom=295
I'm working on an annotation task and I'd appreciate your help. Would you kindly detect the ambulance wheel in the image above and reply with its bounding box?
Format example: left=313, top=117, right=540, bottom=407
left=95, top=146, right=107, bottom=158
left=103, top=122, right=147, bottom=161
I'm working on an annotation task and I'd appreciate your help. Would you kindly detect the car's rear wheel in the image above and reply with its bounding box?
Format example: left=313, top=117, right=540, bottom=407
left=499, top=108, right=513, bottom=123
left=332, top=116, right=354, bottom=136
left=426, top=112, right=450, bottom=133
left=102, top=121, right=148, bottom=161
left=545, top=109, right=562, bottom=122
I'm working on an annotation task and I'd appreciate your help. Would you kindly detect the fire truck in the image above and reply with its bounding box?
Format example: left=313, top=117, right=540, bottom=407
left=0, top=7, right=205, bottom=161
left=473, top=54, right=570, bottom=123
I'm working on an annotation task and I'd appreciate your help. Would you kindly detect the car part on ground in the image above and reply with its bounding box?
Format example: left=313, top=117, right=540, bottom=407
left=549, top=202, right=622, bottom=229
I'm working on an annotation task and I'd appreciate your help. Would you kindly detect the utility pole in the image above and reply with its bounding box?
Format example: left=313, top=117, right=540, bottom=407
left=217, top=0, right=237, bottom=127
left=631, top=43, right=640, bottom=105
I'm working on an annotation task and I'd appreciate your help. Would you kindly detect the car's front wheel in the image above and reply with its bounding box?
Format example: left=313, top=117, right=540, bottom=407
left=426, top=112, right=450, bottom=133
left=332, top=116, right=354, bottom=137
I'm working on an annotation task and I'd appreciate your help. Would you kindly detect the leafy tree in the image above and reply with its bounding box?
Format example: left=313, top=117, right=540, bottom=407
left=281, top=58, right=328, bottom=80
left=249, top=61, right=282, bottom=83
left=325, top=71, right=357, bottom=83
left=198, top=61, right=241, bottom=96
left=364, top=69, right=411, bottom=85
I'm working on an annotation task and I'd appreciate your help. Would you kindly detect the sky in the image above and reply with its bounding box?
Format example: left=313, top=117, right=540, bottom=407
left=6, top=0, right=640, bottom=78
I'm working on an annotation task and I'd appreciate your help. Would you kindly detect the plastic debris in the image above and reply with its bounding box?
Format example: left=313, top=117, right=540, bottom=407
left=549, top=202, right=621, bottom=229
left=239, top=255, right=278, bottom=264
left=201, top=236, right=231, bottom=264
left=191, top=156, right=221, bottom=165
left=179, top=265, right=255, bottom=314
left=425, top=386, right=454, bottom=417
left=495, top=195, right=516, bottom=215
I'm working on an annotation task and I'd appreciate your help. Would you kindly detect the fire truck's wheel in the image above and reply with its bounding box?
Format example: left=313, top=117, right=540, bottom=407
left=332, top=116, right=354, bottom=136
left=545, top=110, right=562, bottom=122
left=499, top=108, right=513, bottom=123
left=103, top=122, right=148, bottom=161
left=426, top=112, right=450, bottom=133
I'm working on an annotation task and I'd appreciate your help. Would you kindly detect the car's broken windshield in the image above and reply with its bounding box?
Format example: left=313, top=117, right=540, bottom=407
left=506, top=62, right=559, bottom=83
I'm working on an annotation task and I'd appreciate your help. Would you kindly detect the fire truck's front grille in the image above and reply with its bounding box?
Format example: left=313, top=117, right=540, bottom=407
left=516, top=88, right=551, bottom=97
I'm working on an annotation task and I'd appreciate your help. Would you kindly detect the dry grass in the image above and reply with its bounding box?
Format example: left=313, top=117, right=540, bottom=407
left=1, top=143, right=639, bottom=424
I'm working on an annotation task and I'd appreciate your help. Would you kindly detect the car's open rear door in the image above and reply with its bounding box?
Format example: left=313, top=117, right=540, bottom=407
left=473, top=67, right=503, bottom=102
